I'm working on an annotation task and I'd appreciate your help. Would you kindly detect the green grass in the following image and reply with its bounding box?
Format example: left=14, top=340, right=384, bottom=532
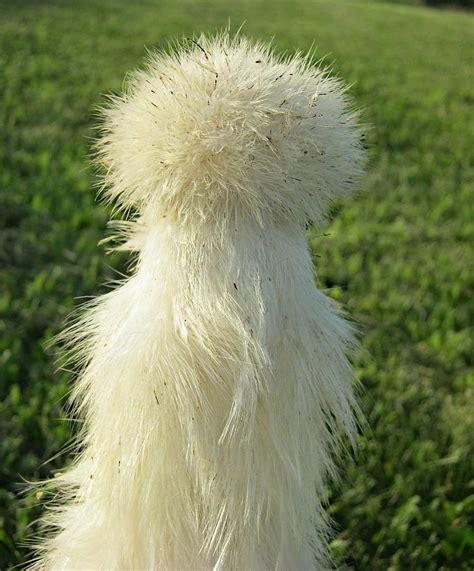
left=1, top=0, right=473, bottom=568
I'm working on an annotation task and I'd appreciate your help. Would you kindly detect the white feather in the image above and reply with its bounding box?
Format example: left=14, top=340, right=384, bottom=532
left=31, top=33, right=366, bottom=570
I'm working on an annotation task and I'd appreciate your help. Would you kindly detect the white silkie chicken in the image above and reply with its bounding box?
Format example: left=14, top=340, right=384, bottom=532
left=31, top=33, right=366, bottom=571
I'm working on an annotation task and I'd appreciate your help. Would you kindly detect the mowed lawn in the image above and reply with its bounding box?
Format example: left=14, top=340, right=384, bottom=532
left=1, top=0, right=473, bottom=568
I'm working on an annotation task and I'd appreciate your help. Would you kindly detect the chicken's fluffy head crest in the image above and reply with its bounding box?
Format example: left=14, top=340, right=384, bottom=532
left=96, top=34, right=366, bottom=227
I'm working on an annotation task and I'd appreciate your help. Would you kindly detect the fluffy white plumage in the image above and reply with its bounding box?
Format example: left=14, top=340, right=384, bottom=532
left=31, top=33, right=366, bottom=570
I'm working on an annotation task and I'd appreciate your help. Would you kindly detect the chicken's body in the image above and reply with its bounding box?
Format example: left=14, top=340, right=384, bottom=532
left=31, top=34, right=366, bottom=570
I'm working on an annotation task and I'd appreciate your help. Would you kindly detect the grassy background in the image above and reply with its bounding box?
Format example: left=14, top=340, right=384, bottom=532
left=1, top=0, right=473, bottom=568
